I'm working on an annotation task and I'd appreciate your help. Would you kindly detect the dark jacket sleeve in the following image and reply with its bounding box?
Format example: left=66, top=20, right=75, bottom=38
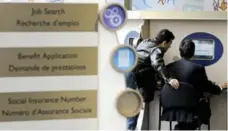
left=150, top=48, right=172, bottom=84
left=198, top=66, right=221, bottom=94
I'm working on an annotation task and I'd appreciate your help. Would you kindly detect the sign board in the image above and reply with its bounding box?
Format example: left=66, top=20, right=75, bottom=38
left=0, top=47, right=97, bottom=77
left=112, top=0, right=227, bottom=11
left=182, top=32, right=224, bottom=66
left=0, top=90, right=97, bottom=122
left=0, top=3, right=98, bottom=32
left=0, top=2, right=99, bottom=130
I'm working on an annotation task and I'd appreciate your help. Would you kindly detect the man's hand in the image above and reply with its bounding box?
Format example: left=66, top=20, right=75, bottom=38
left=169, top=79, right=179, bottom=89
left=219, top=82, right=228, bottom=90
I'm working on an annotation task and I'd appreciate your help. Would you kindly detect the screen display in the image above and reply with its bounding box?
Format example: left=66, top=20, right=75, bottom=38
left=192, top=39, right=215, bottom=60
left=129, top=38, right=134, bottom=46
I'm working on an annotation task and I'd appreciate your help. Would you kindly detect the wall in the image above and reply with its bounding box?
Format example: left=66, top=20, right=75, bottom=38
left=98, top=0, right=128, bottom=129
left=116, top=20, right=144, bottom=44
left=0, top=0, right=128, bottom=130
left=115, top=18, right=227, bottom=130
left=131, top=0, right=227, bottom=11
left=0, top=0, right=99, bottom=129
left=149, top=20, right=227, bottom=130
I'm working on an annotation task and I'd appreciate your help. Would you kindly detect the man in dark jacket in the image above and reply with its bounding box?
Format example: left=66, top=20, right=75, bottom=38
left=134, top=29, right=179, bottom=101
left=165, top=40, right=227, bottom=130
left=126, top=29, right=179, bottom=130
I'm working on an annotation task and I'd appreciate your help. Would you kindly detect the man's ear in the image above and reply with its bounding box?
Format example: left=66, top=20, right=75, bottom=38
left=161, top=41, right=167, bottom=46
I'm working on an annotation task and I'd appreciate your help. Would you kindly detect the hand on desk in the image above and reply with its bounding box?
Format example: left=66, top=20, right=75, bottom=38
left=219, top=82, right=228, bottom=90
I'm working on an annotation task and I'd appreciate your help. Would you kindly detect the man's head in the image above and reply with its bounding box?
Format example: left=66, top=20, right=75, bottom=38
left=179, top=40, right=195, bottom=59
left=154, top=29, right=175, bottom=51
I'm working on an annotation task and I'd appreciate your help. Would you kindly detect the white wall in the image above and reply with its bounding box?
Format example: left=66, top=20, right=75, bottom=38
left=149, top=20, right=227, bottom=130
left=116, top=20, right=144, bottom=44
left=0, top=0, right=128, bottom=130
left=98, top=0, right=128, bottom=129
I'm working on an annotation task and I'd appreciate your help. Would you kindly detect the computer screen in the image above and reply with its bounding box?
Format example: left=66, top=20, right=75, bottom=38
left=192, top=39, right=215, bottom=60
left=128, top=38, right=134, bottom=46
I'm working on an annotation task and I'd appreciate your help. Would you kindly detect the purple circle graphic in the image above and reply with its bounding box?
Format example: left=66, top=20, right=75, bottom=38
left=103, top=4, right=126, bottom=29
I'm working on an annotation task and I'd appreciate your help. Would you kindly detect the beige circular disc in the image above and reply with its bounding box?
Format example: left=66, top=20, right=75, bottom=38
left=116, top=88, right=143, bottom=117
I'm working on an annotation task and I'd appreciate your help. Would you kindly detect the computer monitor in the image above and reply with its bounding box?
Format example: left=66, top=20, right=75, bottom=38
left=129, top=38, right=135, bottom=46
left=128, top=37, right=143, bottom=48
left=192, top=39, right=215, bottom=60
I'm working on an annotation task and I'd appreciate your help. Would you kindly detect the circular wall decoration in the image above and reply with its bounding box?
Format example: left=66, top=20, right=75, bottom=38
left=124, top=31, right=140, bottom=45
left=99, top=3, right=127, bottom=31
left=111, top=45, right=138, bottom=73
left=116, top=88, right=143, bottom=117
left=182, top=32, right=224, bottom=66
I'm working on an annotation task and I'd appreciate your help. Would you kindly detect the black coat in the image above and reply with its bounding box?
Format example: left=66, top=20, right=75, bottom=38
left=135, top=39, right=172, bottom=84
left=132, top=39, right=172, bottom=102
left=161, top=58, right=222, bottom=123
left=166, top=58, right=221, bottom=96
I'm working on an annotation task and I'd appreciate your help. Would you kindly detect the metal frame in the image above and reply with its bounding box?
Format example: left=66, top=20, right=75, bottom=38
left=124, top=0, right=132, bottom=10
